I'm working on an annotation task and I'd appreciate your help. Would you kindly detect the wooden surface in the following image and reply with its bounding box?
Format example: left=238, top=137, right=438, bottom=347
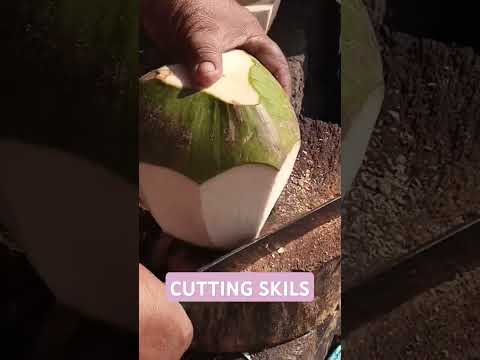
left=183, top=256, right=340, bottom=353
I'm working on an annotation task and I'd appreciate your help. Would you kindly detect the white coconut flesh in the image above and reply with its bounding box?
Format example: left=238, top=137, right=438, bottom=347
left=140, top=142, right=299, bottom=249
left=139, top=49, right=301, bottom=249
left=341, top=0, right=385, bottom=195
left=342, top=85, right=384, bottom=195
left=152, top=50, right=260, bottom=105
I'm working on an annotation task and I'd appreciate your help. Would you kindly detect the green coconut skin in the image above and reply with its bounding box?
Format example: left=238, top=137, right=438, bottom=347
left=139, top=55, right=300, bottom=184
left=341, top=0, right=384, bottom=137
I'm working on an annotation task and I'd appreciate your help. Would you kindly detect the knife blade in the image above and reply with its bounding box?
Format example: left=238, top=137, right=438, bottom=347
left=198, top=196, right=341, bottom=272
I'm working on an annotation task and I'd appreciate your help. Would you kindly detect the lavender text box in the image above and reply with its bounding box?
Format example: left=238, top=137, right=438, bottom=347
left=166, top=272, right=314, bottom=302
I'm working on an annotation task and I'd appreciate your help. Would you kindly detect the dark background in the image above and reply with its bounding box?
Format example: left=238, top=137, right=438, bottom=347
left=1, top=1, right=138, bottom=359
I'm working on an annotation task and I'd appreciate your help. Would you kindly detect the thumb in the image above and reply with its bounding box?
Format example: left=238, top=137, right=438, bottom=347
left=139, top=264, right=193, bottom=360
left=185, top=30, right=223, bottom=88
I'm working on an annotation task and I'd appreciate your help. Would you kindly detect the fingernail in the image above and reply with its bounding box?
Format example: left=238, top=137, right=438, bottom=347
left=196, top=61, right=216, bottom=74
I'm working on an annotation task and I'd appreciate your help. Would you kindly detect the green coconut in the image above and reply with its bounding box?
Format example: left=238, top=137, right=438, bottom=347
left=341, top=0, right=385, bottom=195
left=139, top=50, right=301, bottom=249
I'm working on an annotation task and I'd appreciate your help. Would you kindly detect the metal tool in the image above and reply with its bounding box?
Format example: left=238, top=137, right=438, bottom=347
left=198, top=196, right=341, bottom=272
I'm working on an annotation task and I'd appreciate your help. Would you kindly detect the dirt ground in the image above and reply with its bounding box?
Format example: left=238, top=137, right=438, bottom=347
left=343, top=0, right=480, bottom=358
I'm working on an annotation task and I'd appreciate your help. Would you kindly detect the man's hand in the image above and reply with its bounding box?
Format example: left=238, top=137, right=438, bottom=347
left=141, top=0, right=291, bottom=94
left=139, top=264, right=193, bottom=360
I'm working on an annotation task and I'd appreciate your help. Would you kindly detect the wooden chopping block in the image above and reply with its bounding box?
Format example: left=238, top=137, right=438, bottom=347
left=183, top=255, right=340, bottom=353
left=249, top=311, right=340, bottom=360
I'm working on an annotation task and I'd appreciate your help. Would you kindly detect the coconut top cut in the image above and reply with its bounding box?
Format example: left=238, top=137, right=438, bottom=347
left=155, top=50, right=260, bottom=105
left=140, top=50, right=300, bottom=184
